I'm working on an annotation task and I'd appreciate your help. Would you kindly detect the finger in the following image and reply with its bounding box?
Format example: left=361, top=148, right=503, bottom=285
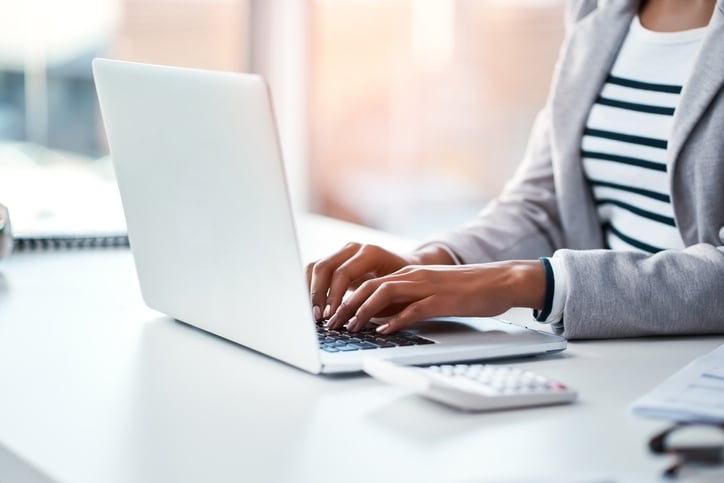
left=305, top=262, right=323, bottom=321
left=376, top=297, right=434, bottom=334
left=305, top=261, right=315, bottom=290
left=327, top=276, right=383, bottom=330
left=325, top=300, right=351, bottom=331
left=347, top=280, right=424, bottom=332
left=348, top=272, right=375, bottom=290
left=325, top=251, right=383, bottom=324
left=309, top=242, right=361, bottom=321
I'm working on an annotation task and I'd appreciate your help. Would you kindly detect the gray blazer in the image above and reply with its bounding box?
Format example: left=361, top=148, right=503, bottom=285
left=428, top=0, right=724, bottom=339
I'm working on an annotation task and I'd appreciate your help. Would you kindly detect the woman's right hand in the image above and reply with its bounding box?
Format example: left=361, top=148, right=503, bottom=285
left=306, top=242, right=414, bottom=326
left=306, top=242, right=456, bottom=329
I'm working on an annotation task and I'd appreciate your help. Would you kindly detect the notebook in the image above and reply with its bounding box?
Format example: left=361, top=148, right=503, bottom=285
left=92, top=58, right=567, bottom=374
left=0, top=143, right=128, bottom=252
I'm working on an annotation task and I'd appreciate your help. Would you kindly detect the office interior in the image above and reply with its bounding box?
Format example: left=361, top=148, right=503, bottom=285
left=0, top=0, right=564, bottom=237
left=3, top=1, right=724, bottom=482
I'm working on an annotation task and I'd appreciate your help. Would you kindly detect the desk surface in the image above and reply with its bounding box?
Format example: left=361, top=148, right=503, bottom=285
left=1, top=215, right=723, bottom=483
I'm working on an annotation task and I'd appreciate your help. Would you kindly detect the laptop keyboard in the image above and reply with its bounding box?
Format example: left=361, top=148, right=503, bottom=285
left=316, top=321, right=435, bottom=352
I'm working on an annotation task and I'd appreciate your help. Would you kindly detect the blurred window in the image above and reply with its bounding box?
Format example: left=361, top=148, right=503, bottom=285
left=0, top=0, right=565, bottom=239
left=0, top=0, right=249, bottom=155
left=308, top=0, right=565, bottom=237
left=0, top=0, right=249, bottom=237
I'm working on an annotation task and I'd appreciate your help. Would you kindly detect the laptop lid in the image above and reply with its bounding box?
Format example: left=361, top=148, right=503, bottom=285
left=93, top=58, right=323, bottom=373
left=94, top=58, right=566, bottom=375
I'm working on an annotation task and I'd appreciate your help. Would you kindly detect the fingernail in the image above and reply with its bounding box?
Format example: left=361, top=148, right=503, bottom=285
left=313, top=305, right=321, bottom=321
left=347, top=316, right=358, bottom=331
left=376, top=323, right=389, bottom=333
left=323, top=304, right=332, bottom=319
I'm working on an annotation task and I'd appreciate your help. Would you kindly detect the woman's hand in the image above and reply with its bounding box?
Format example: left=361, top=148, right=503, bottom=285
left=326, top=260, right=546, bottom=334
left=306, top=242, right=455, bottom=325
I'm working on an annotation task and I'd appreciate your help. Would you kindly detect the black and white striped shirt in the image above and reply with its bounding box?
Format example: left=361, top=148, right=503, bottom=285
left=544, top=17, right=707, bottom=323
left=582, top=17, right=705, bottom=254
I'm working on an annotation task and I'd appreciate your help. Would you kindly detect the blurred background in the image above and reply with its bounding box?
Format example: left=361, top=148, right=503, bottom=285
left=0, top=0, right=564, bottom=240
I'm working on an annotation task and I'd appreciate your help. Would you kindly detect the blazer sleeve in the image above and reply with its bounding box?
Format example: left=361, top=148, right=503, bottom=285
left=552, top=244, right=724, bottom=338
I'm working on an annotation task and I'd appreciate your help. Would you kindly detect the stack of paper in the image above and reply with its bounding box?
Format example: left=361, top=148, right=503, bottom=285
left=0, top=143, right=126, bottom=240
left=631, top=344, right=724, bottom=423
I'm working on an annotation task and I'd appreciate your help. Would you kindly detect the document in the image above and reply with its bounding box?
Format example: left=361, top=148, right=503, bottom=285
left=631, top=344, right=724, bottom=423
left=0, top=143, right=128, bottom=250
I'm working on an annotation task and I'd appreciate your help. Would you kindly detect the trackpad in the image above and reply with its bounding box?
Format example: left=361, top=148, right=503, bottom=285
left=406, top=317, right=541, bottom=345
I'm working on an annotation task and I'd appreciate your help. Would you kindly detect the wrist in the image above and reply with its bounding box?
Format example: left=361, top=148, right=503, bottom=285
left=505, top=260, right=546, bottom=311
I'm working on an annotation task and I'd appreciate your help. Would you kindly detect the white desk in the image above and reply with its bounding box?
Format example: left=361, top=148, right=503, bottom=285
left=1, top=215, right=722, bottom=483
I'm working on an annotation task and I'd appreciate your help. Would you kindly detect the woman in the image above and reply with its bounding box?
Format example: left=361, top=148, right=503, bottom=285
left=307, top=0, right=724, bottom=339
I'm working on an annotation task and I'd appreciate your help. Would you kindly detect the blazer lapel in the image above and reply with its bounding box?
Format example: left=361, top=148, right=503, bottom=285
left=668, top=0, right=724, bottom=172
left=550, top=0, right=638, bottom=249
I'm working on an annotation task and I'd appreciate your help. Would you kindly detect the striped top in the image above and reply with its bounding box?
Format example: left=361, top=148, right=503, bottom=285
left=581, top=16, right=706, bottom=254
left=541, top=17, right=709, bottom=326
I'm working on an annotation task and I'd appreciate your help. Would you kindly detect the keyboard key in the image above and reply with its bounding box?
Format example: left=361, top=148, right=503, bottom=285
left=357, top=342, right=379, bottom=350
left=337, top=344, right=360, bottom=352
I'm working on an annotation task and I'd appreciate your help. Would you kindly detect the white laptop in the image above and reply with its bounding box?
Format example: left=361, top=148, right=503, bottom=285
left=92, top=58, right=566, bottom=374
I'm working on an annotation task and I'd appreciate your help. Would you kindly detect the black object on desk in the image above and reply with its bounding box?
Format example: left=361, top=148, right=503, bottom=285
left=12, top=233, right=129, bottom=251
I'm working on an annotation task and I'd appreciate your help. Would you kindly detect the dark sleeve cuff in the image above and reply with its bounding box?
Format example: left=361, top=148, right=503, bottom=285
left=533, top=257, right=555, bottom=322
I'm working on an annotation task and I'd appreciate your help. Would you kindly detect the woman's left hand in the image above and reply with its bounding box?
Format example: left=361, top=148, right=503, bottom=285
left=326, top=260, right=546, bottom=334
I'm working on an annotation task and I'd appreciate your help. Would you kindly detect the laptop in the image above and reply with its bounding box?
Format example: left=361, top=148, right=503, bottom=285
left=92, top=58, right=567, bottom=374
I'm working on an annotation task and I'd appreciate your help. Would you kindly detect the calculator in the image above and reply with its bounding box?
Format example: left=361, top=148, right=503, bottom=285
left=363, top=358, right=577, bottom=412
